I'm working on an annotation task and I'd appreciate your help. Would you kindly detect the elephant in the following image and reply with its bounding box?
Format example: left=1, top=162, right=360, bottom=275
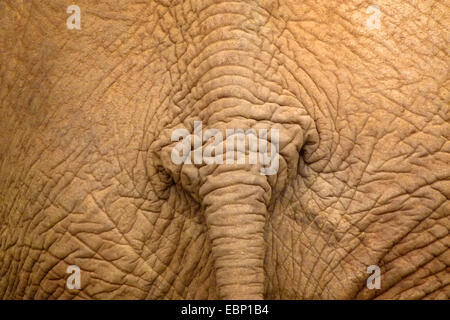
left=0, top=0, right=448, bottom=300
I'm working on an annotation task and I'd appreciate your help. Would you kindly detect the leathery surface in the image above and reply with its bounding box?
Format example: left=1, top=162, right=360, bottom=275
left=0, top=0, right=448, bottom=299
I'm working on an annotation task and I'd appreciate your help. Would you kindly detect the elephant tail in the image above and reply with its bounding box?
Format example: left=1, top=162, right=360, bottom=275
left=198, top=166, right=271, bottom=300
left=157, top=121, right=311, bottom=299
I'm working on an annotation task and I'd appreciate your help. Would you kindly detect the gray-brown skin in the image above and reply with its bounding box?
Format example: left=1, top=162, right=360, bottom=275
left=0, top=0, right=449, bottom=299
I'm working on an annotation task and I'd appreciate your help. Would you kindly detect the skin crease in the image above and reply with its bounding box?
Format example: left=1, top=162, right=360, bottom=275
left=0, top=0, right=448, bottom=299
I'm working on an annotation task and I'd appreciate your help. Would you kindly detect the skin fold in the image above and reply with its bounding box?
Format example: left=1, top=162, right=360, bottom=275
left=0, top=0, right=448, bottom=299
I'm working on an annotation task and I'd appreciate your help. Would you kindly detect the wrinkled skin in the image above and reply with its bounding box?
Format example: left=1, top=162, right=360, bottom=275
left=0, top=0, right=449, bottom=299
